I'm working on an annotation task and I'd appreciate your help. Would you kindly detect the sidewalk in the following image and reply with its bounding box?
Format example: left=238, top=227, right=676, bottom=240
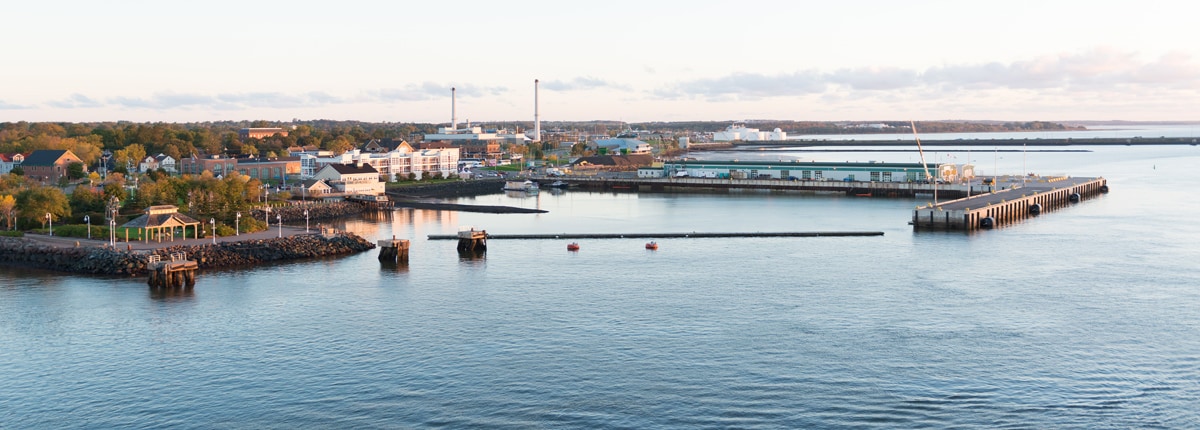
left=23, top=225, right=317, bottom=252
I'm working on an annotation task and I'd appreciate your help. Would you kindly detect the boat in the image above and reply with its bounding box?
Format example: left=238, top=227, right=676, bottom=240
left=548, top=180, right=569, bottom=189
left=645, top=241, right=658, bottom=250
left=503, top=180, right=539, bottom=193
left=567, top=242, right=580, bottom=251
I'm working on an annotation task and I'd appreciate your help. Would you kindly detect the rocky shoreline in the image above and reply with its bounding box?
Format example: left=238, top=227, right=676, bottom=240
left=0, top=233, right=376, bottom=276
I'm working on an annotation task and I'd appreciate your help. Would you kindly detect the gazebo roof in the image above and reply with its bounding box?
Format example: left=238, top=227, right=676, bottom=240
left=122, top=206, right=201, bottom=229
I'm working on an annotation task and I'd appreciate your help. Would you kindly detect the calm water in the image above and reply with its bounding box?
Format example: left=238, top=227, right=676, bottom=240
left=3, top=145, right=1200, bottom=428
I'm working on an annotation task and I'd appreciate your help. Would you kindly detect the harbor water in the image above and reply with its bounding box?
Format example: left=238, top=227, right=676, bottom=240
left=3, top=144, right=1199, bottom=428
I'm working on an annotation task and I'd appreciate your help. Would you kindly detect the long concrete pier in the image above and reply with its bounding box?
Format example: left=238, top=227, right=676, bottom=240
left=429, top=231, right=884, bottom=240
left=911, top=176, right=1108, bottom=231
left=544, top=176, right=979, bottom=198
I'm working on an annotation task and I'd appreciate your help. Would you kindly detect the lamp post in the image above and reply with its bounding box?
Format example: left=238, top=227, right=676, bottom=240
left=84, top=215, right=91, bottom=239
left=304, top=209, right=309, bottom=233
left=210, top=218, right=216, bottom=244
left=264, top=205, right=271, bottom=226
left=235, top=212, right=241, bottom=236
left=46, top=213, right=52, bottom=236
left=109, top=219, right=116, bottom=247
left=276, top=214, right=282, bottom=238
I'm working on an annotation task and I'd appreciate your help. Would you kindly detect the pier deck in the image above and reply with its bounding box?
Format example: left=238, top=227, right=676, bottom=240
left=912, top=176, right=1108, bottom=231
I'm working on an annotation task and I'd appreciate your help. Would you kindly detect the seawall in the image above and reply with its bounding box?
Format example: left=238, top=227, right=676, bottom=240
left=0, top=233, right=376, bottom=276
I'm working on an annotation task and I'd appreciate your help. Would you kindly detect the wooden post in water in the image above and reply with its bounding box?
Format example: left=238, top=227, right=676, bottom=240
left=378, top=236, right=411, bottom=263
left=147, top=253, right=198, bottom=289
left=457, top=228, right=487, bottom=254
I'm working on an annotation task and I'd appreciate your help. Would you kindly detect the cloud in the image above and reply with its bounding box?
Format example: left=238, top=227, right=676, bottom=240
left=0, top=100, right=33, bottom=110
left=45, top=93, right=104, bottom=109
left=110, top=93, right=216, bottom=109
left=664, top=48, right=1200, bottom=100
left=541, top=77, right=630, bottom=91
left=369, top=82, right=508, bottom=102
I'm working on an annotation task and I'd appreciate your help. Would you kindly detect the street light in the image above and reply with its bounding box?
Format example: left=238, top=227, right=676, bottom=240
left=84, top=215, right=91, bottom=239
left=109, top=219, right=116, bottom=247
left=210, top=218, right=216, bottom=244
left=235, top=212, right=241, bottom=236
left=264, top=205, right=271, bottom=226
left=276, top=214, right=282, bottom=238
left=304, top=209, right=309, bottom=233
left=46, top=213, right=52, bottom=236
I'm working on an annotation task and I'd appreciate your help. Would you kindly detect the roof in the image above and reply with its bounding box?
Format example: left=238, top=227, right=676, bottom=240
left=301, top=179, right=331, bottom=188
left=571, top=154, right=654, bottom=167
left=0, top=154, right=10, bottom=162
left=122, top=209, right=201, bottom=229
left=21, top=150, right=75, bottom=166
left=327, top=163, right=379, bottom=175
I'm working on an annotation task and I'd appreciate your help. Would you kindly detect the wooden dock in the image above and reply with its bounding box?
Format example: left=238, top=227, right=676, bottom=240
left=378, top=237, right=410, bottom=263
left=146, top=252, right=198, bottom=289
left=911, top=176, right=1108, bottom=231
left=430, top=231, right=884, bottom=240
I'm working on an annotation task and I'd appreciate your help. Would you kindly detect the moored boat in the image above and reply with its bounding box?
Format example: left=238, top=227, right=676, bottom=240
left=503, top=180, right=539, bottom=193
left=645, top=241, right=658, bottom=250
left=567, top=242, right=580, bottom=251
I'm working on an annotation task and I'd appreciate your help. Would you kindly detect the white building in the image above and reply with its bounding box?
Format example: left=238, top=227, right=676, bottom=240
left=594, top=137, right=653, bottom=155
left=312, top=164, right=385, bottom=195
left=300, top=143, right=459, bottom=181
left=713, top=124, right=788, bottom=142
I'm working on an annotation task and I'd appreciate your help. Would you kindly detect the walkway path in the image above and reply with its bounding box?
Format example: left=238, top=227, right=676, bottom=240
left=23, top=226, right=316, bottom=251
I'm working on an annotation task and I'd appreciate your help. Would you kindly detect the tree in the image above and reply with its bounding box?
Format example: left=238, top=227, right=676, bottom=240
left=0, top=194, right=15, bottom=230
left=67, top=162, right=85, bottom=180
left=10, top=165, right=23, bottom=176
left=16, top=186, right=70, bottom=229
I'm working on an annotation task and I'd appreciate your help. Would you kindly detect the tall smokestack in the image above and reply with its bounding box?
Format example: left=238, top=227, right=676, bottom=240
left=533, top=79, right=541, bottom=142
left=451, top=87, right=457, bottom=130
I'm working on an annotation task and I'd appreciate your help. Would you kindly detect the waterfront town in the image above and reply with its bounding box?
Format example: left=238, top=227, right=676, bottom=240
left=0, top=93, right=1120, bottom=280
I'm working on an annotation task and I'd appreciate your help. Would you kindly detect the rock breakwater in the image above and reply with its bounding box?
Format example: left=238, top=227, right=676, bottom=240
left=0, top=233, right=376, bottom=276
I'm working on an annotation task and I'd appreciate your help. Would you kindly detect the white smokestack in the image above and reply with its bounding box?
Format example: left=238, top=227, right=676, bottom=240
left=451, top=87, right=457, bottom=130
left=533, top=79, right=541, bottom=143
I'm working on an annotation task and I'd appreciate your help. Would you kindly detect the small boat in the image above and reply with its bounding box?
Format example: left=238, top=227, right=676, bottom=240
left=548, top=180, right=569, bottom=189
left=503, top=180, right=539, bottom=192
left=645, top=241, right=658, bottom=250
left=566, top=242, right=580, bottom=251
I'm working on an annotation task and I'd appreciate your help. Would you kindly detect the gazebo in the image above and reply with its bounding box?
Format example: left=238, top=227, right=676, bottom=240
left=121, top=205, right=203, bottom=243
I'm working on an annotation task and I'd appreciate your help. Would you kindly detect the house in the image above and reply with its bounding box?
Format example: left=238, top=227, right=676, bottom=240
left=0, top=153, right=25, bottom=175
left=312, top=163, right=385, bottom=195
left=291, top=179, right=334, bottom=199
left=20, top=149, right=85, bottom=183
left=138, top=155, right=159, bottom=173
left=156, top=154, right=177, bottom=173
left=361, top=139, right=411, bottom=154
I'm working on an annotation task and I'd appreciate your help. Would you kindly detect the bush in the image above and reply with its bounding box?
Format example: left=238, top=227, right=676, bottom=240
left=216, top=225, right=236, bottom=236
left=0, top=230, right=23, bottom=237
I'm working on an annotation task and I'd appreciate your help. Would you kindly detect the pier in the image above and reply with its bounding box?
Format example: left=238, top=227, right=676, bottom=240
left=146, top=252, right=197, bottom=289
left=431, top=231, right=884, bottom=240
left=541, top=176, right=979, bottom=198
left=911, top=176, right=1108, bottom=231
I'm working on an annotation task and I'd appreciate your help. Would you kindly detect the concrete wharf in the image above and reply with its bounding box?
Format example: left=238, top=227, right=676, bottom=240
left=429, top=231, right=884, bottom=240
left=538, top=176, right=978, bottom=198
left=912, top=176, right=1108, bottom=231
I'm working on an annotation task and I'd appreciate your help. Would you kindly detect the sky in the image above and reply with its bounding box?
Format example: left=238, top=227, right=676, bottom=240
left=2, top=0, right=1197, bottom=124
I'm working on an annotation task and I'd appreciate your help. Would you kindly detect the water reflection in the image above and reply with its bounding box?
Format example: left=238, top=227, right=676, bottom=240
left=379, top=260, right=410, bottom=274
left=148, top=287, right=195, bottom=301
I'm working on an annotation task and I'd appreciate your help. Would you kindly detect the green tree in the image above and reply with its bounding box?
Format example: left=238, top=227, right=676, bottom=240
left=16, top=186, right=71, bottom=229
left=67, top=162, right=85, bottom=180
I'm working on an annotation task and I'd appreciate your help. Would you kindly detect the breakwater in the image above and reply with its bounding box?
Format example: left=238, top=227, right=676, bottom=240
left=0, top=233, right=375, bottom=276
left=252, top=201, right=366, bottom=223
left=388, top=179, right=504, bottom=198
